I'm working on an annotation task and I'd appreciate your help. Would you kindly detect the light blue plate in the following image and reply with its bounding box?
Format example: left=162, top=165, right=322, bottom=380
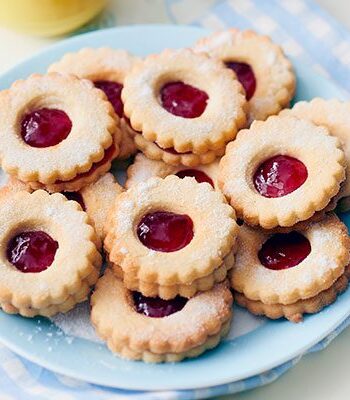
left=0, top=25, right=349, bottom=392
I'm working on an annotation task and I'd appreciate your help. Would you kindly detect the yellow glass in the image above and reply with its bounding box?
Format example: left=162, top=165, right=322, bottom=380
left=0, top=0, right=106, bottom=37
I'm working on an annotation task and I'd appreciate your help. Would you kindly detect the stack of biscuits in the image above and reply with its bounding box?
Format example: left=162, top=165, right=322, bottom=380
left=0, top=28, right=349, bottom=363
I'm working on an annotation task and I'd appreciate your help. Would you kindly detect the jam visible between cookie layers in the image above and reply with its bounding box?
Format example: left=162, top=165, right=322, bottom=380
left=7, top=231, right=59, bottom=273
left=136, top=129, right=193, bottom=155
left=254, top=155, right=308, bottom=198
left=137, top=211, right=194, bottom=252
left=133, top=291, right=188, bottom=318
left=258, top=231, right=311, bottom=270
left=225, top=62, right=256, bottom=100
left=54, top=144, right=116, bottom=185
left=160, top=81, right=209, bottom=118
left=94, top=80, right=124, bottom=118
left=21, top=108, right=72, bottom=148
left=155, top=142, right=192, bottom=155
left=176, top=169, right=214, bottom=187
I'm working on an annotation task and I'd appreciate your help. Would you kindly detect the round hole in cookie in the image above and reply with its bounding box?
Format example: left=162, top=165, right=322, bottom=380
left=6, top=231, right=59, bottom=273
left=253, top=155, right=308, bottom=198
left=258, top=231, right=311, bottom=270
left=225, top=61, right=256, bottom=100
left=137, top=211, right=194, bottom=252
left=160, top=81, right=209, bottom=118
left=21, top=108, right=72, bottom=148
left=61, top=191, right=86, bottom=211
left=132, top=291, right=187, bottom=318
left=176, top=169, right=214, bottom=187
left=94, top=80, right=124, bottom=118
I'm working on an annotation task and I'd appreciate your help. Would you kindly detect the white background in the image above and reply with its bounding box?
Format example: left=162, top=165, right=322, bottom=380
left=0, top=1, right=349, bottom=399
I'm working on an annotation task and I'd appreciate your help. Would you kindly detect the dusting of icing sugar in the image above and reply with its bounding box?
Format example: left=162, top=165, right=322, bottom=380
left=48, top=297, right=264, bottom=346
left=135, top=178, right=159, bottom=194
left=119, top=247, right=128, bottom=255
left=117, top=200, right=135, bottom=232
left=50, top=302, right=102, bottom=343
left=266, top=51, right=278, bottom=66
left=309, top=229, right=335, bottom=246
left=317, top=256, right=337, bottom=271
left=125, top=50, right=243, bottom=144
left=0, top=169, right=7, bottom=187
left=300, top=269, right=315, bottom=286
left=128, top=164, right=157, bottom=185
left=136, top=193, right=151, bottom=208
left=38, top=282, right=49, bottom=292
left=132, top=180, right=161, bottom=208
left=195, top=58, right=222, bottom=75
left=197, top=31, right=235, bottom=52
left=101, top=51, right=135, bottom=73
left=192, top=301, right=219, bottom=320
left=45, top=207, right=55, bottom=217
left=135, top=80, right=153, bottom=98
left=145, top=300, right=223, bottom=343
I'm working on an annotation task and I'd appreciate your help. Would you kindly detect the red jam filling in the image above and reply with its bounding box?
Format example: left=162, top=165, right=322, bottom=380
left=55, top=144, right=115, bottom=185
left=137, top=211, right=194, bottom=252
left=21, top=108, right=72, bottom=148
left=6, top=231, right=58, bottom=273
left=61, top=191, right=85, bottom=210
left=94, top=80, right=124, bottom=118
left=160, top=81, right=208, bottom=118
left=225, top=62, right=256, bottom=100
left=155, top=142, right=192, bottom=155
left=253, top=155, right=308, bottom=198
left=176, top=169, right=214, bottom=187
left=258, top=231, right=311, bottom=270
left=133, top=291, right=187, bottom=318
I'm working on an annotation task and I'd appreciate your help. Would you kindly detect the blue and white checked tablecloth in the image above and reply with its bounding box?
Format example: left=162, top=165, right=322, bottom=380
left=1, top=1, right=350, bottom=399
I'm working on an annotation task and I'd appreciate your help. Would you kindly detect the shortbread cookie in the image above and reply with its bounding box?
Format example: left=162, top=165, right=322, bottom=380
left=219, top=116, right=346, bottom=230
left=91, top=269, right=232, bottom=362
left=112, top=250, right=235, bottom=299
left=0, top=190, right=101, bottom=317
left=49, top=48, right=140, bottom=159
left=1, top=176, right=28, bottom=192
left=3, top=176, right=90, bottom=207
left=81, top=173, right=123, bottom=239
left=27, top=145, right=119, bottom=193
left=3, top=173, right=122, bottom=241
left=231, top=215, right=350, bottom=322
left=134, top=134, right=225, bottom=167
left=280, top=98, right=350, bottom=211
left=125, top=153, right=220, bottom=190
left=0, top=73, right=121, bottom=192
left=122, top=48, right=247, bottom=166
left=194, top=29, right=295, bottom=123
left=105, top=175, right=238, bottom=299
left=235, top=266, right=350, bottom=323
